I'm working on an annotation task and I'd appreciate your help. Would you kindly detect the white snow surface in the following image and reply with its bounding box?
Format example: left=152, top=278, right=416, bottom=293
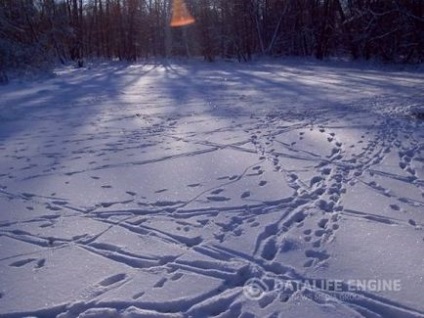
left=0, top=59, right=423, bottom=318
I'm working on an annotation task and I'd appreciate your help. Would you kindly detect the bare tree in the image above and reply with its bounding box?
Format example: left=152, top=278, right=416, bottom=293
left=0, top=0, right=422, bottom=70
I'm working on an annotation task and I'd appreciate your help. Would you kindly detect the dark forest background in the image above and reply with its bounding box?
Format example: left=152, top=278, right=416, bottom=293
left=0, top=0, right=423, bottom=74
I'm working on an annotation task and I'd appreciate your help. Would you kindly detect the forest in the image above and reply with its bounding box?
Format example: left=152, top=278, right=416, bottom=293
left=0, top=0, right=423, bottom=73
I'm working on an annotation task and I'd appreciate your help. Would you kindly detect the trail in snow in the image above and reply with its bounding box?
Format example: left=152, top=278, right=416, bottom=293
left=0, top=60, right=423, bottom=318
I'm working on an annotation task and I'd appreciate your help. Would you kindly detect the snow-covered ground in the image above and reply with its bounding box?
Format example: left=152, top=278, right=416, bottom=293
left=0, top=60, right=423, bottom=318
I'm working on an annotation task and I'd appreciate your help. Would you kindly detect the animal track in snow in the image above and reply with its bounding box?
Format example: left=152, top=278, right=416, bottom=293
left=408, top=219, right=417, bottom=227
left=98, top=273, right=127, bottom=287
left=305, top=249, right=330, bottom=261
left=390, top=204, right=400, bottom=211
left=318, top=218, right=329, bottom=229
left=261, top=238, right=278, bottom=261
left=211, top=189, right=224, bottom=195
left=207, top=196, right=230, bottom=202
left=36, top=258, right=46, bottom=268
left=170, top=273, right=183, bottom=281
left=241, top=191, right=251, bottom=199
left=9, top=258, right=37, bottom=267
left=153, top=277, right=167, bottom=288
left=132, top=291, right=145, bottom=300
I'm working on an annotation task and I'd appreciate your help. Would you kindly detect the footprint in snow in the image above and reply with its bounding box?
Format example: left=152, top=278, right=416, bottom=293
left=408, top=219, right=417, bottom=227
left=52, top=201, right=67, bottom=206
left=261, top=238, right=278, bottom=261
left=305, top=249, right=330, bottom=261
left=390, top=204, right=400, bottom=211
left=281, top=237, right=300, bottom=253
left=154, top=278, right=167, bottom=288
left=35, top=259, right=46, bottom=269
left=304, top=259, right=314, bottom=267
left=46, top=205, right=61, bottom=211
left=318, top=218, right=329, bottom=229
left=207, top=196, right=230, bottom=202
left=170, top=273, right=183, bottom=281
left=153, top=200, right=180, bottom=207
left=217, top=175, right=238, bottom=181
left=310, top=176, right=323, bottom=187
left=314, top=229, right=327, bottom=237
left=9, top=258, right=37, bottom=268
left=303, top=229, right=312, bottom=235
left=321, top=168, right=332, bottom=176
left=100, top=202, right=115, bottom=208
left=132, top=291, right=144, bottom=300
left=241, top=191, right=251, bottom=199
left=259, top=181, right=267, bottom=187
left=312, top=240, right=321, bottom=248
left=210, top=189, right=224, bottom=195
left=98, top=273, right=127, bottom=287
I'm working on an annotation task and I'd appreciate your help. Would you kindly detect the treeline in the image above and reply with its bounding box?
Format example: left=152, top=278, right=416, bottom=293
left=0, top=0, right=423, bottom=72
